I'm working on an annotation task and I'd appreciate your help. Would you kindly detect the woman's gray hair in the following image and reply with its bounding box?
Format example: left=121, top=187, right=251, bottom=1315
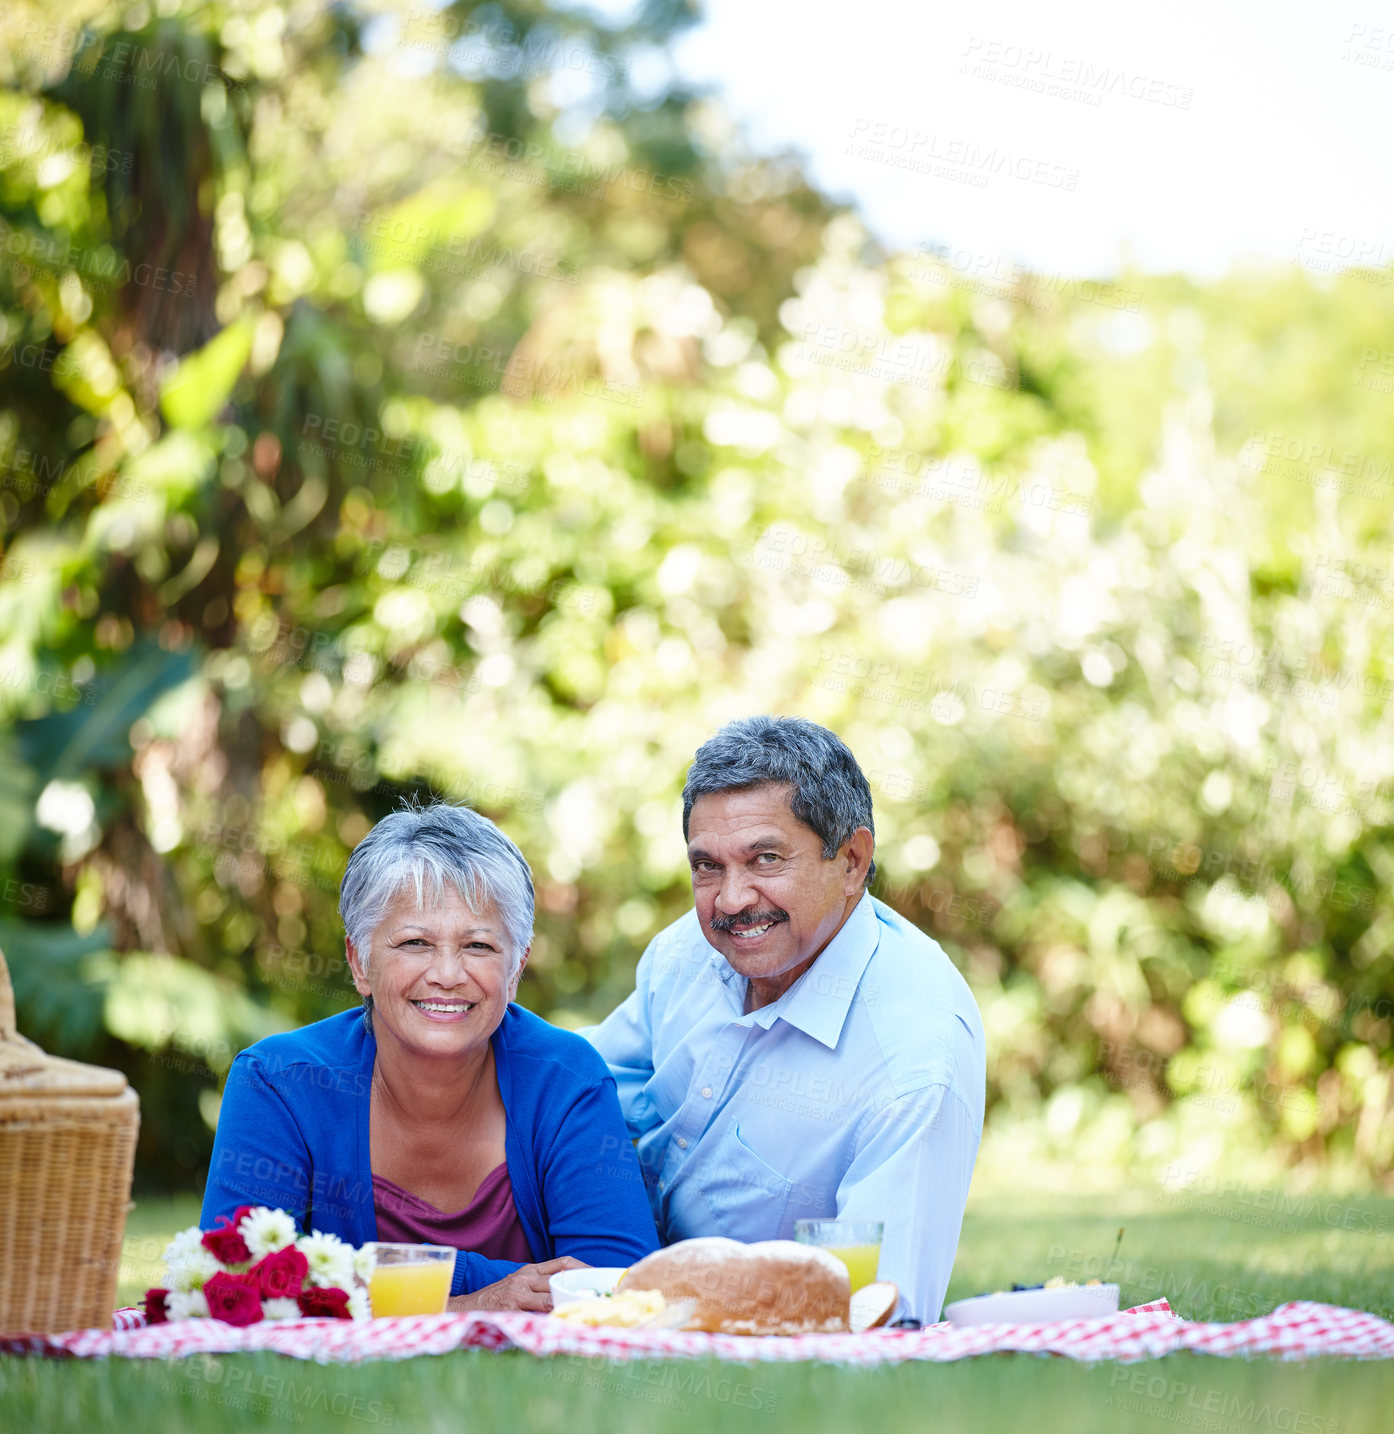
left=681, top=715, right=876, bottom=883
left=339, top=801, right=535, bottom=994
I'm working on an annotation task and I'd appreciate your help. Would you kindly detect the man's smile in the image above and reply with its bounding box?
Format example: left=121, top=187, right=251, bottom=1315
left=710, top=909, right=789, bottom=944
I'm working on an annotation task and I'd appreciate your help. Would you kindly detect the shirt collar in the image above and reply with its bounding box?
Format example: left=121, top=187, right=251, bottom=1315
left=710, top=891, right=880, bottom=1049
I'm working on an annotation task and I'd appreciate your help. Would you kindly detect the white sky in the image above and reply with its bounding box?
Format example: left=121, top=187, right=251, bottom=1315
left=670, top=0, right=1394, bottom=277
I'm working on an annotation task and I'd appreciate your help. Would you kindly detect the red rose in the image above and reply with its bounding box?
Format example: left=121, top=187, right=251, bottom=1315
left=145, top=1289, right=169, bottom=1325
left=297, top=1286, right=351, bottom=1319
left=202, top=1216, right=252, bottom=1266
left=250, top=1245, right=309, bottom=1300
left=232, top=1205, right=256, bottom=1225
left=203, top=1271, right=264, bottom=1326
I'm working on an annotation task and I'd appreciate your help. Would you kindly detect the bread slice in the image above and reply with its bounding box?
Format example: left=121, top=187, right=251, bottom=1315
left=849, top=1281, right=899, bottom=1332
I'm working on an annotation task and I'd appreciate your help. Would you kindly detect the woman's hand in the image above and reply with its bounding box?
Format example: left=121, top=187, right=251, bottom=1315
left=446, top=1256, right=589, bottom=1313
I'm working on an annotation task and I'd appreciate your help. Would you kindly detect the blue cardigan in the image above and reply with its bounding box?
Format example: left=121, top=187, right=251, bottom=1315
left=201, top=1005, right=659, bottom=1297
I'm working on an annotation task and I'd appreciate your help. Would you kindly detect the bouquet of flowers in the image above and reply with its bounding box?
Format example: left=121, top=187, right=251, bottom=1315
left=145, top=1206, right=376, bottom=1325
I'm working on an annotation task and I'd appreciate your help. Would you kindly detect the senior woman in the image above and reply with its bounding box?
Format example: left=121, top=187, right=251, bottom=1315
left=201, top=801, right=659, bottom=1309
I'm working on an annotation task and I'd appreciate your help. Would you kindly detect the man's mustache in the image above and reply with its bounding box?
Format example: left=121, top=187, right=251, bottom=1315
left=708, top=909, right=789, bottom=934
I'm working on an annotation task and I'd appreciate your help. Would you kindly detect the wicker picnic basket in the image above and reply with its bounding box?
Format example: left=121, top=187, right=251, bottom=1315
left=0, top=946, right=140, bottom=1333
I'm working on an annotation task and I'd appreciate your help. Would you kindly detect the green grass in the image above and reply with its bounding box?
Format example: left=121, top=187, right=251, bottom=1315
left=949, top=1187, right=1394, bottom=1324
left=5, top=1184, right=1393, bottom=1434
left=115, top=1193, right=204, bottom=1308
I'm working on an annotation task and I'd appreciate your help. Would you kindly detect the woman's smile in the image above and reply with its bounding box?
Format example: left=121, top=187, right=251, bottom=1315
left=409, top=997, right=478, bottom=1021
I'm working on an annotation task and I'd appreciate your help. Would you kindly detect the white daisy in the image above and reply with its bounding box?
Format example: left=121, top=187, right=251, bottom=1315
left=296, top=1231, right=356, bottom=1290
left=346, top=1286, right=371, bottom=1321
left=162, top=1226, right=205, bottom=1266
left=261, top=1298, right=303, bottom=1321
left=240, top=1207, right=298, bottom=1259
left=352, top=1245, right=377, bottom=1284
left=166, top=1289, right=210, bottom=1320
left=162, top=1227, right=221, bottom=1292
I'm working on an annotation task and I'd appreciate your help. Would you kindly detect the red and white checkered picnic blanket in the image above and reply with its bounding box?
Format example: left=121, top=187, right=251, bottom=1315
left=3, top=1298, right=1392, bottom=1364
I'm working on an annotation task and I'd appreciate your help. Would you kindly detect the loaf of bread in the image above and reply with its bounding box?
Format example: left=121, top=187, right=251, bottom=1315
left=620, top=1237, right=851, bottom=1335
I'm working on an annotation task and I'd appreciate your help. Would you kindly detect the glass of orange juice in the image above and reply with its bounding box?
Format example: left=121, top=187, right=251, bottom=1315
left=794, top=1220, right=884, bottom=1293
left=364, top=1243, right=456, bottom=1317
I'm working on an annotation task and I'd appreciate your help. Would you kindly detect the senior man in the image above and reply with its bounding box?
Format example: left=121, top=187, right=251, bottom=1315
left=582, top=715, right=986, bottom=1324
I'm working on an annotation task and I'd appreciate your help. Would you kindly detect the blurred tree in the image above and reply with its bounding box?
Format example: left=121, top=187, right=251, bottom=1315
left=0, top=0, right=1391, bottom=1193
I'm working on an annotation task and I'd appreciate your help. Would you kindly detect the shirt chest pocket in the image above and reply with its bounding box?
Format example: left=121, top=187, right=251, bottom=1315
left=698, top=1122, right=796, bottom=1241
left=639, top=1057, right=698, bottom=1132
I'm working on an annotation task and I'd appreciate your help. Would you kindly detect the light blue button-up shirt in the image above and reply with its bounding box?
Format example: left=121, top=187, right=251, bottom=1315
left=581, top=891, right=986, bottom=1322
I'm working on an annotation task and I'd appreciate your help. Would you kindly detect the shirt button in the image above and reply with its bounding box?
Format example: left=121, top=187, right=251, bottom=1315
left=701, top=1087, right=713, bottom=1099
left=676, top=1136, right=688, bottom=1149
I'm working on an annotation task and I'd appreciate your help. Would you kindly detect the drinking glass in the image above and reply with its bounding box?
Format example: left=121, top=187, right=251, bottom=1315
left=363, top=1243, right=455, bottom=1316
left=794, top=1219, right=884, bottom=1292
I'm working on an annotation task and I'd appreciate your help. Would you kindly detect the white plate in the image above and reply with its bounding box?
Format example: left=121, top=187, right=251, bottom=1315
left=548, top=1267, right=627, bottom=1307
left=944, top=1283, right=1120, bottom=1326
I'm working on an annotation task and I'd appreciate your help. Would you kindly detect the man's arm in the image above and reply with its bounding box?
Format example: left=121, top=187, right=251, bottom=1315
left=576, top=944, right=659, bottom=1136
left=835, top=1082, right=982, bottom=1324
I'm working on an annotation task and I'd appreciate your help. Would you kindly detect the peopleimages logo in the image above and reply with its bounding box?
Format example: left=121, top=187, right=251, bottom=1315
left=910, top=243, right=1141, bottom=312
left=1106, top=1367, right=1337, bottom=1432
left=847, top=120, right=1080, bottom=191
left=1160, top=1165, right=1389, bottom=1235
left=356, top=217, right=579, bottom=286
left=960, top=37, right=1194, bottom=109
left=460, top=126, right=695, bottom=203
left=0, top=219, right=198, bottom=294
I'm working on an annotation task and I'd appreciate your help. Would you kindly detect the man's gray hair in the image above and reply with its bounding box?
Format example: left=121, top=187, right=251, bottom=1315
left=681, top=716, right=876, bottom=883
left=339, top=801, right=535, bottom=982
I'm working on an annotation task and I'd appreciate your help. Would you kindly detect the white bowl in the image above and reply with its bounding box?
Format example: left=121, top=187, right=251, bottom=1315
left=944, top=1283, right=1120, bottom=1326
left=548, top=1267, right=627, bottom=1308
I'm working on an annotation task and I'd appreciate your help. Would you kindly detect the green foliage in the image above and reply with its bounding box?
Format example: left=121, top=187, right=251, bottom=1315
left=160, top=317, right=255, bottom=429
left=0, top=915, right=112, bottom=1051
left=0, top=1, right=1392, bottom=1197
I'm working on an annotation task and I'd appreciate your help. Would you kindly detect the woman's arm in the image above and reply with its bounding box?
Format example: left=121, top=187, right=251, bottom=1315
left=539, top=1075, right=662, bottom=1266
left=446, top=1256, right=586, bottom=1312
left=201, top=1053, right=314, bottom=1230
left=448, top=1251, right=524, bottom=1297
left=444, top=1073, right=657, bottom=1301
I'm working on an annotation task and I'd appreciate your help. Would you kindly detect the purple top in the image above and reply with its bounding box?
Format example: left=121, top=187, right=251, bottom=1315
left=372, top=1163, right=534, bottom=1264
